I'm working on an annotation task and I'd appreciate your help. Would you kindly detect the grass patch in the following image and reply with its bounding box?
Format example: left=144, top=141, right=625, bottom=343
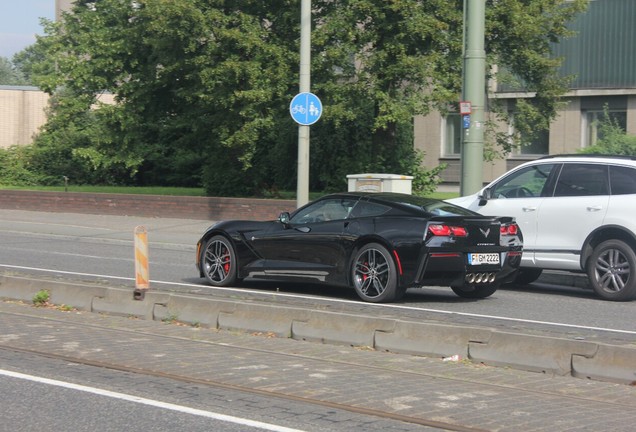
left=32, top=289, right=50, bottom=306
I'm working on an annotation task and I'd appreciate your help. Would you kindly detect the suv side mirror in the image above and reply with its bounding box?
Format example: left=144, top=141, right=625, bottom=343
left=478, top=188, right=492, bottom=206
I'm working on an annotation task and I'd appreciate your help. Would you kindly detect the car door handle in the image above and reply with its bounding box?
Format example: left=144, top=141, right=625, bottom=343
left=522, top=207, right=537, bottom=212
left=587, top=206, right=602, bottom=212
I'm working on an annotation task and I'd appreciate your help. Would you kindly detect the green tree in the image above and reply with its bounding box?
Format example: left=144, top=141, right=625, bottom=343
left=26, top=0, right=297, bottom=194
left=0, top=56, right=30, bottom=85
left=579, top=108, right=636, bottom=156
left=22, top=0, right=587, bottom=195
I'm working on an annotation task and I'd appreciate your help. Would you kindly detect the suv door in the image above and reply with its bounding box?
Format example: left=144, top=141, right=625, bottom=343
left=534, top=163, right=610, bottom=270
left=470, top=163, right=557, bottom=266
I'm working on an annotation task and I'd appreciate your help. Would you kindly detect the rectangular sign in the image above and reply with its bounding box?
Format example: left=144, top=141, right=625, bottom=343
left=459, top=101, right=472, bottom=115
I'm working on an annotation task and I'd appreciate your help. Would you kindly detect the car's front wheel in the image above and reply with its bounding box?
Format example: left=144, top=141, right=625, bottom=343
left=352, top=243, right=402, bottom=303
left=451, top=284, right=498, bottom=299
left=587, top=239, right=636, bottom=301
left=201, top=235, right=238, bottom=287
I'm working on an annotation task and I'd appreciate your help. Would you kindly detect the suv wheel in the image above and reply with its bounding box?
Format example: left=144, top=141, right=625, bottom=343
left=587, top=239, right=636, bottom=301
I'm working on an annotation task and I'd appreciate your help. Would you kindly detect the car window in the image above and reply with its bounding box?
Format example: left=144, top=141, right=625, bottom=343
left=610, top=166, right=636, bottom=195
left=424, top=201, right=475, bottom=216
left=349, top=200, right=391, bottom=218
left=554, top=164, right=609, bottom=197
left=291, top=198, right=356, bottom=224
left=490, top=164, right=555, bottom=199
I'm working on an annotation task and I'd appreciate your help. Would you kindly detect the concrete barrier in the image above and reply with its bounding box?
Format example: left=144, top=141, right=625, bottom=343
left=153, top=294, right=224, bottom=328
left=572, top=344, right=636, bottom=384
left=0, top=274, right=106, bottom=309
left=374, top=321, right=492, bottom=358
left=468, top=332, right=598, bottom=376
left=1, top=272, right=635, bottom=384
left=218, top=302, right=306, bottom=336
left=292, top=310, right=396, bottom=347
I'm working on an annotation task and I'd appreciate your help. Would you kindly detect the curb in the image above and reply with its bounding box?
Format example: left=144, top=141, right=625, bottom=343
left=2, top=273, right=635, bottom=385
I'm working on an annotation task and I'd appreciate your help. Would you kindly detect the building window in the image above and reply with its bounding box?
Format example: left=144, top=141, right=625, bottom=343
left=583, top=110, right=627, bottom=148
left=515, top=128, right=549, bottom=156
left=443, top=113, right=461, bottom=156
left=509, top=114, right=549, bottom=156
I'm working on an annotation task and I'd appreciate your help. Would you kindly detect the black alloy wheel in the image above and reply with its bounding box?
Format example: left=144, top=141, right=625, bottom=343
left=201, top=235, right=238, bottom=287
left=352, top=243, right=402, bottom=303
left=587, top=239, right=636, bottom=301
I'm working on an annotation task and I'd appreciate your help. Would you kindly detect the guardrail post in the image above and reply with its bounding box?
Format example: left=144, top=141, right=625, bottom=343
left=133, top=225, right=149, bottom=300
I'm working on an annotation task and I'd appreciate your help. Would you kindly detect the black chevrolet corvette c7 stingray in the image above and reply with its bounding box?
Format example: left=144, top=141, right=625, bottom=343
left=196, top=192, right=523, bottom=303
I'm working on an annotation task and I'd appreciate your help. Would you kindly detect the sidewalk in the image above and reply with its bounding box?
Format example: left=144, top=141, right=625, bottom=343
left=2, top=300, right=636, bottom=432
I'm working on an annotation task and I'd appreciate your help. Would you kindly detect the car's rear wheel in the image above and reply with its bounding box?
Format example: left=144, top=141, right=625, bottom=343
left=201, top=235, right=238, bottom=287
left=587, top=239, right=636, bottom=301
left=512, top=268, right=543, bottom=285
left=352, top=243, right=402, bottom=303
left=451, top=284, right=498, bottom=299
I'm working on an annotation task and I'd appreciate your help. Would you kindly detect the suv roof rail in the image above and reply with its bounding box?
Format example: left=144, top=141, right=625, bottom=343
left=537, top=154, right=636, bottom=161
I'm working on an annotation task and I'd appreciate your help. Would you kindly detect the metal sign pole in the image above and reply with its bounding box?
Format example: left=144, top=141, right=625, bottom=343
left=296, top=0, right=311, bottom=208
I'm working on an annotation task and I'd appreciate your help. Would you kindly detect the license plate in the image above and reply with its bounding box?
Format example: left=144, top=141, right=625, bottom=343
left=468, top=253, right=500, bottom=265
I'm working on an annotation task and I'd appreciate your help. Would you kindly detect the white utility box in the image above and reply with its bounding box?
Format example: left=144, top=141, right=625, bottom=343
left=346, top=173, right=413, bottom=194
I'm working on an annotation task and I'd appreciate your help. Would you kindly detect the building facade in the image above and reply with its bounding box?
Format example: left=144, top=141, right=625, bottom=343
left=0, top=86, right=49, bottom=148
left=415, top=0, right=636, bottom=186
left=0, top=0, right=104, bottom=150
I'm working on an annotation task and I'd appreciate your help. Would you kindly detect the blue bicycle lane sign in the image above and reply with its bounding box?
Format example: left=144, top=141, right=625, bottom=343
left=290, top=92, right=322, bottom=126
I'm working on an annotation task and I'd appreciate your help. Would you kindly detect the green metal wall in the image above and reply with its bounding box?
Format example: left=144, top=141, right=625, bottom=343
left=554, top=0, right=636, bottom=89
left=497, top=0, right=636, bottom=92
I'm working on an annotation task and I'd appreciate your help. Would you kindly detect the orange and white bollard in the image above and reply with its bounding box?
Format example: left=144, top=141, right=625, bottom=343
left=133, top=225, right=149, bottom=300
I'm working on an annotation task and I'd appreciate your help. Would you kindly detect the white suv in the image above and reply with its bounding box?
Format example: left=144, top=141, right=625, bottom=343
left=447, top=155, right=636, bottom=301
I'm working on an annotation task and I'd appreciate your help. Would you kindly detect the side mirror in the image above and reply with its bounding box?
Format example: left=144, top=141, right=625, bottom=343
left=278, top=212, right=291, bottom=225
left=478, top=188, right=492, bottom=206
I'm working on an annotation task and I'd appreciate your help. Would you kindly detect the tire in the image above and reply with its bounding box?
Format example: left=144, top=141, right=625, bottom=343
left=451, top=284, right=499, bottom=299
left=351, top=243, right=401, bottom=303
left=587, top=239, right=636, bottom=301
left=201, top=235, right=238, bottom=287
left=512, top=268, right=543, bottom=285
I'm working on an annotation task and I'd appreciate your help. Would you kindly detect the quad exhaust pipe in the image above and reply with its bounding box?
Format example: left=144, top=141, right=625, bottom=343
left=465, top=272, right=497, bottom=284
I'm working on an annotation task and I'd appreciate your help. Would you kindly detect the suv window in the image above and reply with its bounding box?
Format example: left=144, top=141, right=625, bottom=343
left=490, top=164, right=555, bottom=199
left=610, top=166, right=636, bottom=195
left=553, top=164, right=609, bottom=197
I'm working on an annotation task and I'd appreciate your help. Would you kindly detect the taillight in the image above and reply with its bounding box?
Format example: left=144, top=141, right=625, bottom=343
left=500, top=223, right=519, bottom=236
left=428, top=224, right=468, bottom=237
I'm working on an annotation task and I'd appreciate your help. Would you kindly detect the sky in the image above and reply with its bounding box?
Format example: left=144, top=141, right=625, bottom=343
left=0, top=0, right=55, bottom=59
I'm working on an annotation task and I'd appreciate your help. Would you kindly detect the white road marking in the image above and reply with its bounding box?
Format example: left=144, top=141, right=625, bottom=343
left=1, top=264, right=635, bottom=336
left=0, top=368, right=305, bottom=432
